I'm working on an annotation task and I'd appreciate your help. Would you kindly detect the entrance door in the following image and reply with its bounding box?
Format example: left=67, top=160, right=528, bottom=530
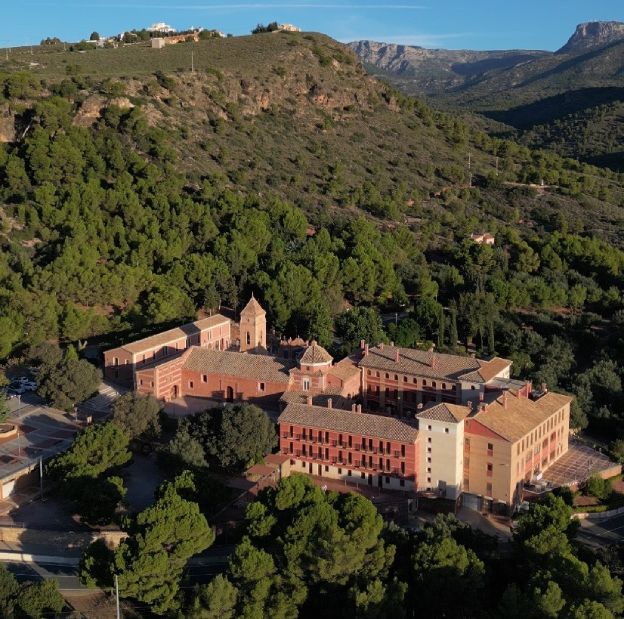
left=308, top=463, right=313, bottom=474
left=226, top=386, right=234, bottom=401
left=368, top=474, right=373, bottom=486
left=318, top=464, right=322, bottom=476
left=170, top=385, right=178, bottom=400
left=377, top=475, right=383, bottom=488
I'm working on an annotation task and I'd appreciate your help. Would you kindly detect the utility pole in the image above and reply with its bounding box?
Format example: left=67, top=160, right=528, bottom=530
left=39, top=456, right=43, bottom=499
left=115, top=574, right=121, bottom=619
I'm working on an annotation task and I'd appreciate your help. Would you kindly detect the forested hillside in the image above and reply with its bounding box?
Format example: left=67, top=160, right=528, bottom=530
left=1, top=32, right=624, bottom=435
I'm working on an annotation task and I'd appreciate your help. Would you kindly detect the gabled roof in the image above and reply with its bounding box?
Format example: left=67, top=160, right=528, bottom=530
left=279, top=403, right=419, bottom=443
left=114, top=315, right=230, bottom=355
left=417, top=403, right=470, bottom=424
left=470, top=391, right=573, bottom=442
left=299, top=341, right=333, bottom=365
left=183, top=347, right=292, bottom=384
left=240, top=295, right=266, bottom=317
left=359, top=345, right=511, bottom=384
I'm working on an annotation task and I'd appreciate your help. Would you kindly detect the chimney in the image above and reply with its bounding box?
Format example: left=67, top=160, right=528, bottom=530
left=503, top=391, right=508, bottom=409
left=480, top=403, right=487, bottom=412
left=395, top=349, right=400, bottom=363
left=360, top=339, right=366, bottom=350
left=357, top=404, right=362, bottom=413
left=431, top=354, right=438, bottom=369
left=306, top=395, right=312, bottom=406
left=390, top=341, right=394, bottom=347
left=417, top=403, right=423, bottom=410
left=352, top=403, right=357, bottom=412
left=364, top=344, right=369, bottom=357
left=379, top=342, right=384, bottom=351
left=541, top=383, right=548, bottom=394
left=327, top=398, right=333, bottom=409
left=479, top=391, right=484, bottom=402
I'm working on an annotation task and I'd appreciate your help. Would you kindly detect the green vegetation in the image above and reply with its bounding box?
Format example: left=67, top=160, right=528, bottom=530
left=0, top=564, right=64, bottom=618
left=111, top=392, right=162, bottom=440
left=166, top=403, right=277, bottom=472
left=47, top=422, right=130, bottom=524
left=178, top=478, right=624, bottom=619
left=81, top=471, right=214, bottom=615
left=36, top=347, right=101, bottom=411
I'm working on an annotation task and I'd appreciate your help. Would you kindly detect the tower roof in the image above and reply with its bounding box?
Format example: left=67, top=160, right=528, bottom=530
left=299, top=340, right=333, bottom=366
left=241, top=295, right=266, bottom=317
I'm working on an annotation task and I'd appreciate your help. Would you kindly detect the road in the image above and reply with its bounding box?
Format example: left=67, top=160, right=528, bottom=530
left=0, top=544, right=234, bottom=591
left=577, top=513, right=624, bottom=547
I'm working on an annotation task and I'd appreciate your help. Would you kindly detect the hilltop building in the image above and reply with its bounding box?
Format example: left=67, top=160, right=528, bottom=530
left=277, top=23, right=302, bottom=32
left=105, top=296, right=573, bottom=513
left=470, top=232, right=495, bottom=245
left=148, top=22, right=176, bottom=34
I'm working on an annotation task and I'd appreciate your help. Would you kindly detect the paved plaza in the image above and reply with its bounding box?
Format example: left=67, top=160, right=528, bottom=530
left=0, top=403, right=80, bottom=512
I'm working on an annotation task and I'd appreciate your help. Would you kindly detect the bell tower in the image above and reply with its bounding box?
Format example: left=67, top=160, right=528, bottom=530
left=239, top=295, right=266, bottom=353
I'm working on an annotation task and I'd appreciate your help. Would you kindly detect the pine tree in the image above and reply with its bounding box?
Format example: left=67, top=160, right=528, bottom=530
left=449, top=305, right=458, bottom=353
left=437, top=307, right=446, bottom=350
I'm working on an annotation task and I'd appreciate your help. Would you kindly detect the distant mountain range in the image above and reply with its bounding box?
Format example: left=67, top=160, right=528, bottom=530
left=349, top=21, right=624, bottom=170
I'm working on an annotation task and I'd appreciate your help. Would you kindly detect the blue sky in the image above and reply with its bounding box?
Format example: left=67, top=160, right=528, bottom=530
left=2, top=1, right=623, bottom=50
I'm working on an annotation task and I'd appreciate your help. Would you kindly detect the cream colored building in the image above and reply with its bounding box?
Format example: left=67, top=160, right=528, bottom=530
left=416, top=403, right=470, bottom=499
left=416, top=389, right=572, bottom=511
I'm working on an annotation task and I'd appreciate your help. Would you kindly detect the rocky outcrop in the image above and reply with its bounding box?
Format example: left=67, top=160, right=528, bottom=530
left=558, top=21, right=624, bottom=54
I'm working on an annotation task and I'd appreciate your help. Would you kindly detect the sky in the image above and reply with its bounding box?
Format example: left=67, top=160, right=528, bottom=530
left=2, top=0, right=623, bottom=50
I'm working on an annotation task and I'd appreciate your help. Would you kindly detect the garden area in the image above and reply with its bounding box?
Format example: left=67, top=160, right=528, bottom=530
left=559, top=474, right=624, bottom=514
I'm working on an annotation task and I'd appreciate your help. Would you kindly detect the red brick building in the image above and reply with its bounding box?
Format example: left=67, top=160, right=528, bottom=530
left=360, top=343, right=512, bottom=415
left=103, top=314, right=231, bottom=386
left=278, top=400, right=419, bottom=490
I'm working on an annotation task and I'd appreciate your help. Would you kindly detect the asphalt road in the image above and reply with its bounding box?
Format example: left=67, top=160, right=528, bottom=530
left=0, top=544, right=234, bottom=591
left=577, top=513, right=624, bottom=547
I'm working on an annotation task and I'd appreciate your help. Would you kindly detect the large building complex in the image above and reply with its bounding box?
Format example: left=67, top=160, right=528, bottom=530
left=105, top=296, right=572, bottom=513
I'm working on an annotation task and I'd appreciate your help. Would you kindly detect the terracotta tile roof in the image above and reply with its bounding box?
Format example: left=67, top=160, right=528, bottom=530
left=328, top=357, right=360, bottom=382
left=360, top=345, right=509, bottom=383
left=471, top=391, right=573, bottom=442
left=279, top=391, right=353, bottom=409
left=417, top=403, right=471, bottom=424
left=117, top=315, right=230, bottom=355
left=184, top=347, right=293, bottom=384
left=299, top=341, right=333, bottom=365
left=240, top=295, right=266, bottom=317
left=458, top=357, right=512, bottom=383
left=279, top=403, right=419, bottom=443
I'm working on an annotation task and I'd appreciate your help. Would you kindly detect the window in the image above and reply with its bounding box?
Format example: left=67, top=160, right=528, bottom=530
left=427, top=477, right=431, bottom=483
left=423, top=380, right=427, bottom=386
left=289, top=425, right=293, bottom=438
left=367, top=370, right=371, bottom=376
left=325, top=465, right=329, bottom=472
left=403, top=376, right=408, bottom=382
left=361, top=472, right=366, bottom=479
left=338, top=468, right=342, bottom=474
left=444, top=428, right=449, bottom=434
left=376, top=371, right=380, bottom=377
left=348, top=470, right=352, bottom=476
left=188, top=381, right=194, bottom=389
left=289, top=443, right=293, bottom=454
left=386, top=476, right=390, bottom=483
left=202, top=374, right=208, bottom=383
left=301, top=461, right=306, bottom=468
left=487, top=442, right=494, bottom=456
left=401, top=462, right=405, bottom=474
left=400, top=479, right=405, bottom=487
left=427, top=467, right=431, bottom=473
left=246, top=332, right=251, bottom=346
left=394, top=374, right=398, bottom=380
left=487, top=463, right=493, bottom=477
left=427, top=447, right=432, bottom=453
left=401, top=445, right=405, bottom=457
left=427, top=425, right=432, bottom=431
left=427, top=457, right=432, bottom=463
left=113, top=357, right=119, bottom=366
left=427, top=437, right=432, bottom=443
left=259, top=382, right=265, bottom=392
left=385, top=373, right=389, bottom=379
left=302, top=378, right=310, bottom=391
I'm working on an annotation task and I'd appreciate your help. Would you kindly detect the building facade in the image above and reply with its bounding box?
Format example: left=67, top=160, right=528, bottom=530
left=103, top=314, right=231, bottom=387
left=278, top=401, right=418, bottom=490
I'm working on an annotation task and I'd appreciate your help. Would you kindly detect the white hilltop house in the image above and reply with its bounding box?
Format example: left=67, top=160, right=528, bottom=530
left=148, top=22, right=176, bottom=34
